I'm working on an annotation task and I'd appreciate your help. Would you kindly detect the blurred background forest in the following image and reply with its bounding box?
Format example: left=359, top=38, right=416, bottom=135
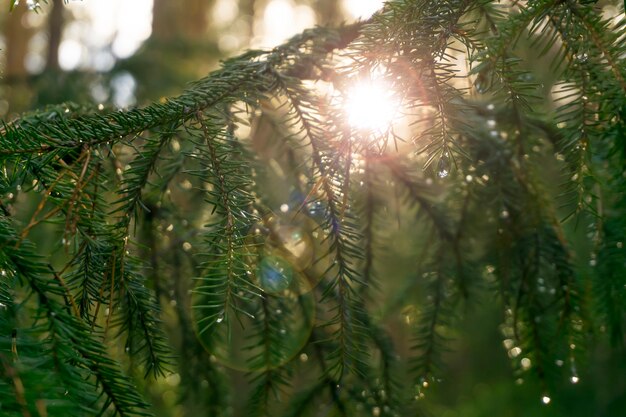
left=0, top=0, right=380, bottom=115
left=1, top=1, right=625, bottom=417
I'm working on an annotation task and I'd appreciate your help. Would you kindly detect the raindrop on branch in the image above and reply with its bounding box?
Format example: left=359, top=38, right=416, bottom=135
left=575, top=53, right=588, bottom=63
left=437, top=158, right=449, bottom=178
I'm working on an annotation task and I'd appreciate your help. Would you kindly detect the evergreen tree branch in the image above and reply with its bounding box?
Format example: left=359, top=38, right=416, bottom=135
left=0, top=216, right=152, bottom=416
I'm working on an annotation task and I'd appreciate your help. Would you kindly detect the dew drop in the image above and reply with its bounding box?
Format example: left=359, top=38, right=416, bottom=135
left=280, top=203, right=289, bottom=213
left=542, top=395, right=551, bottom=405
left=509, top=347, right=522, bottom=358
left=437, top=159, right=449, bottom=178
left=571, top=375, right=579, bottom=384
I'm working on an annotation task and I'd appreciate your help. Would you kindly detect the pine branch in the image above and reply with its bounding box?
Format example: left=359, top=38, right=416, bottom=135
left=2, top=0, right=625, bottom=414
left=272, top=71, right=371, bottom=381
left=0, top=216, right=152, bottom=416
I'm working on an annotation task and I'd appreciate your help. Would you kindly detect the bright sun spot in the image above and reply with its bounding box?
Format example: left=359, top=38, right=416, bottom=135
left=345, top=81, right=399, bottom=131
left=343, top=0, right=385, bottom=19
left=255, top=0, right=315, bottom=47
left=58, top=0, right=152, bottom=70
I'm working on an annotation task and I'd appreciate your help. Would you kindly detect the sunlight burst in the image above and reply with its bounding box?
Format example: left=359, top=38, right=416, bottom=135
left=345, top=81, right=399, bottom=131
left=343, top=0, right=385, bottom=19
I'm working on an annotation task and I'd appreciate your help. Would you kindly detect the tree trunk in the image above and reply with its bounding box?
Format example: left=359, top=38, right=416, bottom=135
left=152, top=0, right=178, bottom=41
left=152, top=0, right=212, bottom=41
left=4, top=1, right=33, bottom=114
left=239, top=0, right=256, bottom=40
left=182, top=0, right=209, bottom=38
left=45, top=0, right=64, bottom=71
left=316, top=0, right=342, bottom=25
left=4, top=0, right=30, bottom=78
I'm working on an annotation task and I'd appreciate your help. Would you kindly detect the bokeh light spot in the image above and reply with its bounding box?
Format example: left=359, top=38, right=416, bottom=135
left=257, top=255, right=293, bottom=294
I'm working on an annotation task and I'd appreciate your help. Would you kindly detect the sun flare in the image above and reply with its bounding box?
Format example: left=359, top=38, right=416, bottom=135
left=345, top=81, right=399, bottom=132
left=343, top=0, right=385, bottom=19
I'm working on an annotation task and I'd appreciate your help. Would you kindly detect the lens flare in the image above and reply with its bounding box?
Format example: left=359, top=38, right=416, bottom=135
left=345, top=81, right=399, bottom=131
left=343, top=0, right=385, bottom=19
